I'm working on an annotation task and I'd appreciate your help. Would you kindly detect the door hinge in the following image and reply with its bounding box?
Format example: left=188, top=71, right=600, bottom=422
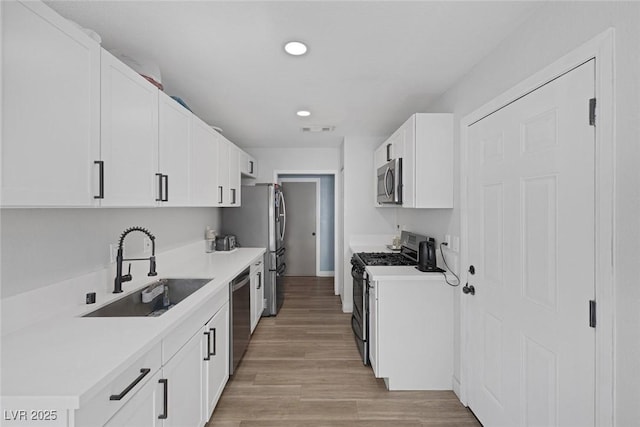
left=589, top=300, right=597, bottom=328
left=589, top=98, right=596, bottom=126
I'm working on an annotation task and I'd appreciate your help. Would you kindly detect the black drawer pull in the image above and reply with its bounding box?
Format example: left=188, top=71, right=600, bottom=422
left=204, top=331, right=211, bottom=361
left=158, top=378, right=168, bottom=419
left=109, top=368, right=151, bottom=401
left=218, top=186, right=223, bottom=204
left=210, top=327, right=217, bottom=356
left=94, top=160, right=104, bottom=199
left=162, top=174, right=169, bottom=202
left=156, top=173, right=163, bottom=202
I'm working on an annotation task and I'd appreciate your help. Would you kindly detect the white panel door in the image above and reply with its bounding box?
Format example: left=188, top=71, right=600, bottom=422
left=159, top=92, right=191, bottom=206
left=101, top=49, right=159, bottom=207
left=190, top=116, right=218, bottom=206
left=1, top=1, right=100, bottom=206
left=467, top=60, right=596, bottom=426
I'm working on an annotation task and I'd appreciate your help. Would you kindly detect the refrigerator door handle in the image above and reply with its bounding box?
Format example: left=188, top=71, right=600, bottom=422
left=279, top=191, right=286, bottom=241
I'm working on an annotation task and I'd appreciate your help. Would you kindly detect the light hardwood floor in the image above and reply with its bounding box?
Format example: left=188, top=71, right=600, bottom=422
left=207, top=276, right=480, bottom=426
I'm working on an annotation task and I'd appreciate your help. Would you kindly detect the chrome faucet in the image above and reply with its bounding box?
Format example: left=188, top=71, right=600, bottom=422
left=114, top=226, right=158, bottom=293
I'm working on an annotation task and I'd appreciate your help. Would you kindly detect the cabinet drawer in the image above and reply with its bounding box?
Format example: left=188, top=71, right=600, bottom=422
left=162, top=284, right=229, bottom=364
left=75, top=341, right=161, bottom=426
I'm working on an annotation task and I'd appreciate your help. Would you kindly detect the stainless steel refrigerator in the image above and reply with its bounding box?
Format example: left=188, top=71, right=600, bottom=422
left=221, top=184, right=286, bottom=316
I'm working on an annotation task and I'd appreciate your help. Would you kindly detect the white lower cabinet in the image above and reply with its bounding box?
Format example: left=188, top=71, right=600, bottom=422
left=104, top=370, right=163, bottom=427
left=161, top=329, right=206, bottom=427
left=368, top=277, right=453, bottom=390
left=203, top=303, right=229, bottom=419
left=77, top=298, right=230, bottom=426
left=250, top=259, right=265, bottom=333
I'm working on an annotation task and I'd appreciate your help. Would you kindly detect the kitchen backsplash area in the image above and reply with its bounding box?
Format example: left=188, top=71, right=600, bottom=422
left=0, top=207, right=221, bottom=299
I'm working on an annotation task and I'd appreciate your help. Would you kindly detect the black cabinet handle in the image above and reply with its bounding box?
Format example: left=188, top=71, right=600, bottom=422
left=203, top=331, right=211, bottom=361
left=231, top=188, right=237, bottom=204
left=249, top=160, right=254, bottom=174
left=218, top=186, right=223, bottom=204
left=162, top=174, right=169, bottom=202
left=257, top=272, right=262, bottom=290
left=386, top=143, right=392, bottom=161
left=94, top=160, right=104, bottom=199
left=158, top=378, right=168, bottom=419
left=155, top=173, right=163, bottom=202
left=210, top=327, right=216, bottom=356
left=109, top=368, right=150, bottom=401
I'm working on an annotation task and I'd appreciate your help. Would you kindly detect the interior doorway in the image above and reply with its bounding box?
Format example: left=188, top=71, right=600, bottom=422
left=281, top=181, right=317, bottom=276
left=278, top=174, right=335, bottom=278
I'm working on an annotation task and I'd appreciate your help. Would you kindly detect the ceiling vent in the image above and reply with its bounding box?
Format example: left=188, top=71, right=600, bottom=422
left=301, top=126, right=335, bottom=133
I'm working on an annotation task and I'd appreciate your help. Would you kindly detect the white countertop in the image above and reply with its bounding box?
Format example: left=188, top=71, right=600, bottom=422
left=0, top=245, right=265, bottom=409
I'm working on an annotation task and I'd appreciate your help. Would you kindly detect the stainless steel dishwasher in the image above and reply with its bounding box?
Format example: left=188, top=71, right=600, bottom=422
left=229, top=268, right=251, bottom=375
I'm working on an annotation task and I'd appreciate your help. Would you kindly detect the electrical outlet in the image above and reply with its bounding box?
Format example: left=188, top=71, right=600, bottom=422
left=444, top=234, right=452, bottom=247
left=452, top=236, right=460, bottom=253
left=109, top=243, right=119, bottom=263
left=143, top=237, right=152, bottom=254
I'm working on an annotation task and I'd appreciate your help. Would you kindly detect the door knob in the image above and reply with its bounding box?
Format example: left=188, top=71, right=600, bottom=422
left=312, top=232, right=316, bottom=236
left=462, top=284, right=475, bottom=295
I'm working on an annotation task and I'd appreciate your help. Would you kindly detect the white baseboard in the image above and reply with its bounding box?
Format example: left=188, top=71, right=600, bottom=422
left=317, top=270, right=334, bottom=277
left=453, top=376, right=463, bottom=403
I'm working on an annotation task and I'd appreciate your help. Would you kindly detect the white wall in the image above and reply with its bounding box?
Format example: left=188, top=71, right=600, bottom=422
left=342, top=136, right=397, bottom=311
left=245, top=147, right=340, bottom=183
left=1, top=208, right=221, bottom=298
left=411, top=2, right=639, bottom=424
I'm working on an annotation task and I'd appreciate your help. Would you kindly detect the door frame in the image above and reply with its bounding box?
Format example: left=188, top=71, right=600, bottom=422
left=278, top=177, right=321, bottom=276
left=275, top=170, right=340, bottom=294
left=459, top=29, right=615, bottom=426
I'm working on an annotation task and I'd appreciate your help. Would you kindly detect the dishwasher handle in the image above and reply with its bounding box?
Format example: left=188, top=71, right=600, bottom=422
left=231, top=275, right=250, bottom=292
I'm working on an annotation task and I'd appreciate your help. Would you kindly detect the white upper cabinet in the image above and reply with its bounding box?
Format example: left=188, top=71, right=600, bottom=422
left=228, top=144, right=241, bottom=206
left=239, top=150, right=257, bottom=178
left=1, top=0, right=100, bottom=207
left=159, top=92, right=191, bottom=206
left=100, top=49, right=159, bottom=207
left=190, top=116, right=219, bottom=207
left=216, top=136, right=231, bottom=206
left=375, top=113, right=453, bottom=209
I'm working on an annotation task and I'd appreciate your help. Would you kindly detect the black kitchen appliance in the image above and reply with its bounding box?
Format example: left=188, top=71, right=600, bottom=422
left=417, top=238, right=444, bottom=272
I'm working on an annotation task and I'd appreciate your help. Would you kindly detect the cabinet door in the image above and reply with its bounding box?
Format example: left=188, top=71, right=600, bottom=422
left=368, top=281, right=378, bottom=375
left=250, top=260, right=264, bottom=332
left=159, top=92, right=191, bottom=206
left=101, top=49, right=159, bottom=207
left=228, top=144, right=241, bottom=206
left=162, top=330, right=205, bottom=427
left=203, top=303, right=229, bottom=420
left=398, top=117, right=414, bottom=207
left=104, top=370, right=163, bottom=427
left=190, top=116, right=218, bottom=206
left=1, top=1, right=100, bottom=206
left=374, top=144, right=388, bottom=169
left=216, top=138, right=230, bottom=206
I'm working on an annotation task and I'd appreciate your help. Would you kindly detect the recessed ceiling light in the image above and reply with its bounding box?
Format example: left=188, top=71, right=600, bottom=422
left=296, top=110, right=311, bottom=117
left=284, top=41, right=308, bottom=56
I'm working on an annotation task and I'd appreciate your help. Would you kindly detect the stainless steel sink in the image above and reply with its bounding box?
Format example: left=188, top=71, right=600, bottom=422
left=84, top=278, right=214, bottom=318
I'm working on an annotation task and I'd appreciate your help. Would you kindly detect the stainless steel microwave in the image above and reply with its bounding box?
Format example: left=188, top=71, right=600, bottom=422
left=376, top=158, right=402, bottom=204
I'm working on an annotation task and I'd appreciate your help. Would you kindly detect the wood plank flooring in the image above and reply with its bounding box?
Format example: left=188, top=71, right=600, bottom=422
left=207, top=276, right=480, bottom=426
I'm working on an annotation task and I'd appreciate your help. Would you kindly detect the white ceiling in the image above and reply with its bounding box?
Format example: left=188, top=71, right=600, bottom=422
left=45, top=1, right=543, bottom=149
